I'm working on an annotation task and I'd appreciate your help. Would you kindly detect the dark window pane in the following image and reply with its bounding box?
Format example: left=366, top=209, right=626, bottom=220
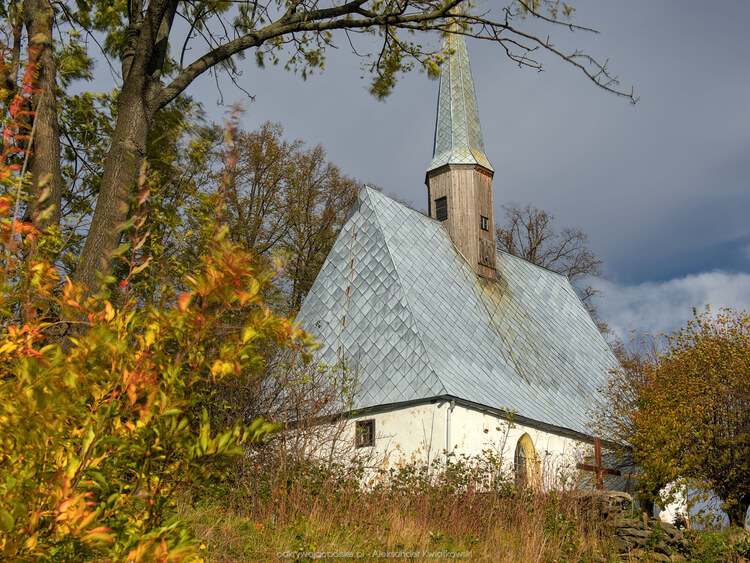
left=356, top=419, right=375, bottom=448
left=435, top=197, right=448, bottom=221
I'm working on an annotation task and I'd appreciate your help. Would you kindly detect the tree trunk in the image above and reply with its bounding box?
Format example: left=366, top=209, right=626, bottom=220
left=72, top=0, right=175, bottom=292
left=72, top=79, right=153, bottom=292
left=726, top=499, right=749, bottom=529
left=23, top=0, right=62, bottom=231
left=639, top=497, right=655, bottom=518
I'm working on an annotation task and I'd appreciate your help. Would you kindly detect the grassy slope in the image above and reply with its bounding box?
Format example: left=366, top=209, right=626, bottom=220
left=178, top=483, right=615, bottom=561
left=176, top=459, right=749, bottom=562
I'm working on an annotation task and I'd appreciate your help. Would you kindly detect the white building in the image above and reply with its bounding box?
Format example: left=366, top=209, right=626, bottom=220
left=296, top=30, right=626, bottom=491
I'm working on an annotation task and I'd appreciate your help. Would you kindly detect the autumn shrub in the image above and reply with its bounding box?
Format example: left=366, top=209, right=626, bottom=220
left=598, top=307, right=750, bottom=527
left=0, top=86, right=310, bottom=560
left=0, top=212, right=315, bottom=560
left=0, top=217, right=314, bottom=560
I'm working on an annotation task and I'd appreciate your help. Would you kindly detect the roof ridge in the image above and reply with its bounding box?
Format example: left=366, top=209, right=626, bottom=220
left=495, top=248, right=571, bottom=280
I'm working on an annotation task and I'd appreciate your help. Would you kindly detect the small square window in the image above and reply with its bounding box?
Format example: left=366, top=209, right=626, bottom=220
left=480, top=215, right=489, bottom=231
left=435, top=197, right=448, bottom=221
left=355, top=419, right=375, bottom=448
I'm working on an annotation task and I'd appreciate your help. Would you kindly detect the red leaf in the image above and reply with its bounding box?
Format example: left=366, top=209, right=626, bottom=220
left=177, top=293, right=192, bottom=311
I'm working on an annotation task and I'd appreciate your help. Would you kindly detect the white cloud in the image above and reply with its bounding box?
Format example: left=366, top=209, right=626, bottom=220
left=594, top=271, right=750, bottom=340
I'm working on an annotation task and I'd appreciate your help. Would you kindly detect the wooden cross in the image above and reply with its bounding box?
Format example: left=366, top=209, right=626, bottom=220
left=577, top=437, right=621, bottom=490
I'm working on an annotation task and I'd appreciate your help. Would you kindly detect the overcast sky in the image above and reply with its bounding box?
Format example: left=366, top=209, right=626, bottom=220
left=186, top=0, right=750, bottom=340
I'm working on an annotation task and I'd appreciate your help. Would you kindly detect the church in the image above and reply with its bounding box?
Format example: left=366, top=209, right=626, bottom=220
left=295, top=31, right=623, bottom=488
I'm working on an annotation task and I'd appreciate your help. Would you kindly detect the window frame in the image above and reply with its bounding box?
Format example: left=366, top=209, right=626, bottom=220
left=355, top=419, right=375, bottom=448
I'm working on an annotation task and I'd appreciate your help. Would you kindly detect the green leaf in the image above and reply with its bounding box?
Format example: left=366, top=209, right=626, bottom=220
left=0, top=509, right=14, bottom=532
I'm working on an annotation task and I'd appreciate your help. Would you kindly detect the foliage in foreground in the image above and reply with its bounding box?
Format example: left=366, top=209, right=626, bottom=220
left=0, top=194, right=310, bottom=559
left=0, top=55, right=313, bottom=559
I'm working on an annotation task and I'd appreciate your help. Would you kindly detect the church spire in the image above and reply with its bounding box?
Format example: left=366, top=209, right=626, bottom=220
left=427, top=31, right=493, bottom=173
left=425, top=29, right=497, bottom=279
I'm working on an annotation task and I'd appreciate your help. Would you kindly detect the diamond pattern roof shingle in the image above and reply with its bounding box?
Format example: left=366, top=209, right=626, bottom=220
left=296, top=188, right=619, bottom=435
left=427, top=32, right=493, bottom=173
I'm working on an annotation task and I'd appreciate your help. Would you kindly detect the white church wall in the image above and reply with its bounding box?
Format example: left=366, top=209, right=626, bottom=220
left=337, top=403, right=743, bottom=524
left=347, top=401, right=446, bottom=470
left=333, top=400, right=623, bottom=492
left=446, top=403, right=584, bottom=489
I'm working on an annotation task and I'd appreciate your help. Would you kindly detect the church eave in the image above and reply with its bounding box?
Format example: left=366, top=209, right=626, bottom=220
left=338, top=394, right=607, bottom=445
left=424, top=162, right=495, bottom=185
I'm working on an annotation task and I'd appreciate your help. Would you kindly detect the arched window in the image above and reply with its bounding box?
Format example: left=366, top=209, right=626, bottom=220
left=514, top=433, right=540, bottom=488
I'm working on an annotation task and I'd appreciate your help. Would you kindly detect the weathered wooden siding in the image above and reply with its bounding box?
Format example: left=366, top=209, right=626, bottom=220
left=426, top=163, right=496, bottom=278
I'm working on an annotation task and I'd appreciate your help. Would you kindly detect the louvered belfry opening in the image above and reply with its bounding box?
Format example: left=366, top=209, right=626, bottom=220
left=426, top=28, right=496, bottom=279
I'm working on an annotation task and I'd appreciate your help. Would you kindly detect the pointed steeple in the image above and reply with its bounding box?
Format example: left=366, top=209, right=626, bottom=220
left=427, top=32, right=493, bottom=173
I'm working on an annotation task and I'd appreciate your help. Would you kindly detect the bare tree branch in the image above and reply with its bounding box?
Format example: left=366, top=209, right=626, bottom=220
left=496, top=202, right=609, bottom=333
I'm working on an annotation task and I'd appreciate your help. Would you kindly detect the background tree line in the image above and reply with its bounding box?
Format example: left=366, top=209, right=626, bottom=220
left=124, top=118, right=360, bottom=317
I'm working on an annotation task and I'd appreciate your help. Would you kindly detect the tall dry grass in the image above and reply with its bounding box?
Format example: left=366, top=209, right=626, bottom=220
left=179, top=452, right=617, bottom=562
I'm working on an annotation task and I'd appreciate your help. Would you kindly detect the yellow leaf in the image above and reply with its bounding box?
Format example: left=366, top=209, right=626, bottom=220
left=104, top=301, right=115, bottom=322
left=144, top=325, right=157, bottom=347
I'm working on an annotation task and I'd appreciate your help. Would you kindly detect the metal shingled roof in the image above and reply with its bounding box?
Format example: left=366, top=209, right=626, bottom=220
left=427, top=32, right=493, bottom=173
left=296, top=187, right=618, bottom=435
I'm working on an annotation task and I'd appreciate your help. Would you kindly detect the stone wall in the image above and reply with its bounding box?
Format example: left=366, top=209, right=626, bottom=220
left=580, top=491, right=689, bottom=562
left=614, top=515, right=689, bottom=562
